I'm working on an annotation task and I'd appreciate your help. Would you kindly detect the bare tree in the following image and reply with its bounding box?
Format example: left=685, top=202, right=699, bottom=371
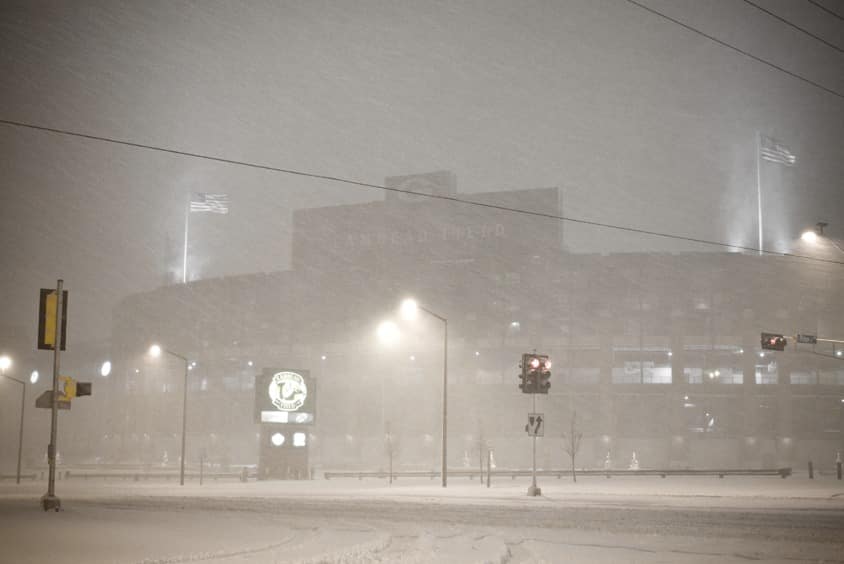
left=473, top=422, right=488, bottom=486
left=384, top=421, right=400, bottom=485
left=562, top=410, right=584, bottom=482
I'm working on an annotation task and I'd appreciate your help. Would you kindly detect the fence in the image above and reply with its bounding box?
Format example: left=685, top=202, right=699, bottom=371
left=323, top=467, right=793, bottom=480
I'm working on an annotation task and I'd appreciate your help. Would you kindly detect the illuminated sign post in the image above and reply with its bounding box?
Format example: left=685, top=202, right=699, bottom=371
left=255, top=369, right=316, bottom=425
left=254, top=368, right=316, bottom=480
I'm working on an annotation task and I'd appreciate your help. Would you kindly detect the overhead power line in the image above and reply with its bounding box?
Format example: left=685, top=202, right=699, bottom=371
left=2, top=117, right=843, bottom=267
left=622, top=0, right=844, bottom=100
left=807, top=0, right=844, bottom=22
left=741, top=0, right=844, bottom=54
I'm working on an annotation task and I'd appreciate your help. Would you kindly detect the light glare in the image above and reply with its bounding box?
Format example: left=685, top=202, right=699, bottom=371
left=377, top=320, right=400, bottom=345
left=148, top=344, right=162, bottom=358
left=100, top=361, right=111, bottom=377
left=400, top=298, right=419, bottom=320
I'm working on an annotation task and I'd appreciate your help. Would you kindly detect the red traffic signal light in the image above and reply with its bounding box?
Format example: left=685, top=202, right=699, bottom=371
left=520, top=353, right=551, bottom=394
left=760, top=332, right=787, bottom=351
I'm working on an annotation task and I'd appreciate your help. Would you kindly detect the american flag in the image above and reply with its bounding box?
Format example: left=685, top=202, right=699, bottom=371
left=760, top=135, right=796, bottom=166
left=190, top=192, right=229, bottom=214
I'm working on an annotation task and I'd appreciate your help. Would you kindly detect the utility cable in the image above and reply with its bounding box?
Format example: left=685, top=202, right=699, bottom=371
left=741, top=0, right=844, bottom=53
left=622, top=0, right=844, bottom=100
left=2, top=117, right=843, bottom=267
left=807, top=0, right=844, bottom=22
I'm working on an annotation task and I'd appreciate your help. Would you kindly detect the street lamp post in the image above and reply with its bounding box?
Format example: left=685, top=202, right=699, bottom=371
left=149, top=345, right=190, bottom=486
left=0, top=356, right=25, bottom=484
left=401, top=299, right=448, bottom=488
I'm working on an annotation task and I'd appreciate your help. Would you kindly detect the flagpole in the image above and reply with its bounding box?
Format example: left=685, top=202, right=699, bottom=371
left=183, top=195, right=190, bottom=284
left=755, top=131, right=763, bottom=256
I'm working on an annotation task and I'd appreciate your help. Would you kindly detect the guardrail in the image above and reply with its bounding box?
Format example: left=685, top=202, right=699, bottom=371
left=323, top=467, right=792, bottom=480
left=0, top=474, right=38, bottom=481
left=61, top=469, right=253, bottom=482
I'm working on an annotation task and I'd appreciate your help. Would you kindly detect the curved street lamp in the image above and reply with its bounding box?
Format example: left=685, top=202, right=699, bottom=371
left=400, top=298, right=449, bottom=488
left=149, top=344, right=190, bottom=486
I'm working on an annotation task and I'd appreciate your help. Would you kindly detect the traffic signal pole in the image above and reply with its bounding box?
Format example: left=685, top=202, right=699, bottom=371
left=41, top=279, right=63, bottom=512
left=529, top=391, right=539, bottom=496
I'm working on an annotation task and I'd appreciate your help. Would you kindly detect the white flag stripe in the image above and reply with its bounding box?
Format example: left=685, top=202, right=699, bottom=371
left=759, top=136, right=796, bottom=166
left=190, top=193, right=230, bottom=214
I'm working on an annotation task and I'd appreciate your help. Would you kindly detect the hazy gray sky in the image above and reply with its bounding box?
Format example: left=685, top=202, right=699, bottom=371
left=1, top=0, right=843, bottom=344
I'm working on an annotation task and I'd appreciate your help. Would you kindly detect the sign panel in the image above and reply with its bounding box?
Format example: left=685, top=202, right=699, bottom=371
left=254, top=368, right=316, bottom=425
left=796, top=334, right=817, bottom=345
left=35, top=391, right=71, bottom=410
left=37, top=289, right=68, bottom=351
left=526, top=413, right=544, bottom=437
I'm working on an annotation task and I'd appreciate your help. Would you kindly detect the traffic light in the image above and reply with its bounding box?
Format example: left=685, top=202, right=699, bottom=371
left=537, top=356, right=551, bottom=394
left=520, top=353, right=551, bottom=394
left=760, top=332, right=787, bottom=351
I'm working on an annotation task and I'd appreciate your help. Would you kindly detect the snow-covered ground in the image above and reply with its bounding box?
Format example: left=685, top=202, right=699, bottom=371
left=1, top=475, right=842, bottom=563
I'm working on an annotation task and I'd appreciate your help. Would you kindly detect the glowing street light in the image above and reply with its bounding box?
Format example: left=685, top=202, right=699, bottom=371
left=30, top=370, right=39, bottom=384
left=400, top=298, right=419, bottom=321
left=148, top=343, right=190, bottom=486
left=398, top=297, right=449, bottom=488
left=801, top=222, right=844, bottom=255
left=376, top=320, right=401, bottom=346
left=100, top=361, right=111, bottom=377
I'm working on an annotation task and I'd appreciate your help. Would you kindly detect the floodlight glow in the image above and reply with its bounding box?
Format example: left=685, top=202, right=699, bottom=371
left=100, top=361, right=111, bottom=377
left=148, top=345, right=162, bottom=358
left=377, top=320, right=400, bottom=345
left=321, top=355, right=327, bottom=360
left=801, top=230, right=818, bottom=244
left=247, top=360, right=253, bottom=367
left=0, top=355, right=11, bottom=371
left=400, top=298, right=419, bottom=321
left=30, top=370, right=39, bottom=384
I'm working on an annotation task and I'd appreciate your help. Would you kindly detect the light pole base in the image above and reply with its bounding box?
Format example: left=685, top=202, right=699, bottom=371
left=527, top=485, right=542, bottom=497
left=40, top=494, right=61, bottom=512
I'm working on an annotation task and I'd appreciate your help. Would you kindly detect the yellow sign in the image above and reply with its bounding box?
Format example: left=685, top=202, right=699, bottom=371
left=43, top=292, right=57, bottom=347
left=58, top=376, right=76, bottom=401
left=38, top=288, right=68, bottom=350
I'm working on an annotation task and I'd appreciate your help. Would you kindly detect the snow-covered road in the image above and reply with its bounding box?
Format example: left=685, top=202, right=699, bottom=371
left=1, top=476, right=842, bottom=563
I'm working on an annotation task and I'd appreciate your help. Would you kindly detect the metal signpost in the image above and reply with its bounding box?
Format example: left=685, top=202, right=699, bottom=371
left=41, top=280, right=64, bottom=512
left=519, top=353, right=551, bottom=497
left=527, top=402, right=543, bottom=496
